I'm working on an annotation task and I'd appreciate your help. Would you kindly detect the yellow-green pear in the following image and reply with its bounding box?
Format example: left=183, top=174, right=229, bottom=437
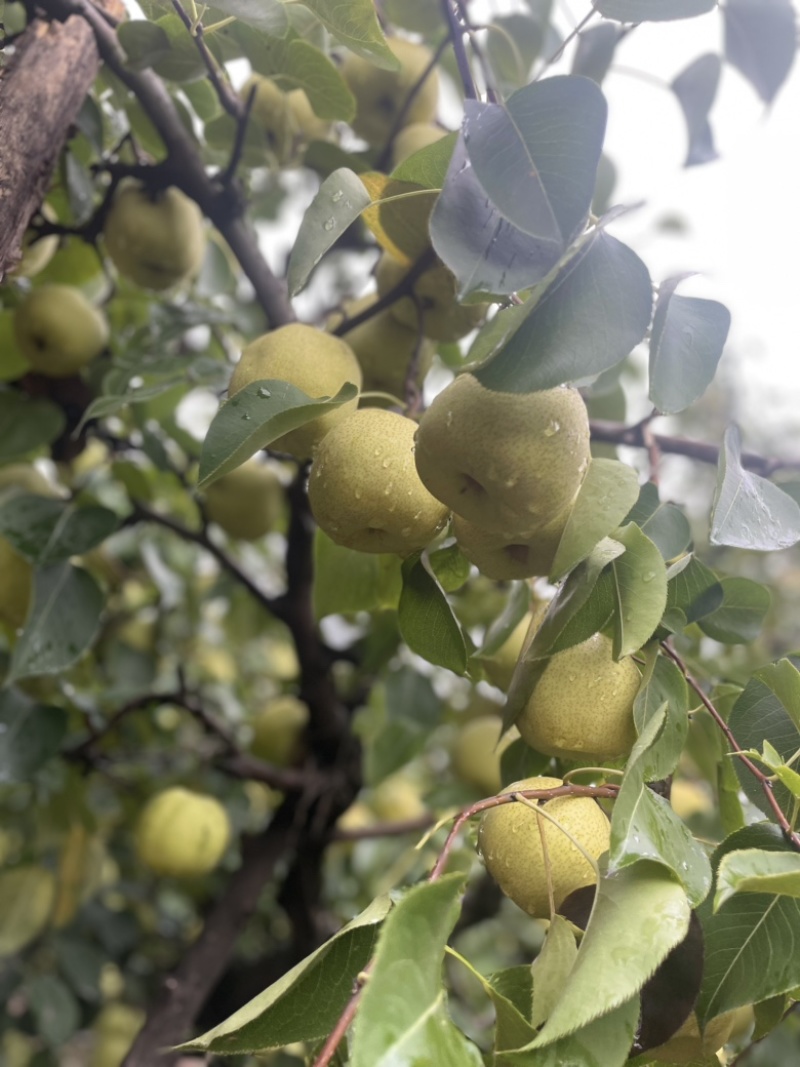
left=391, top=121, right=446, bottom=168
left=287, top=87, right=332, bottom=143
left=376, top=254, right=487, bottom=342
left=328, top=294, right=434, bottom=397
left=134, top=787, right=231, bottom=877
left=414, top=373, right=591, bottom=539
left=670, top=778, right=714, bottom=820
left=241, top=74, right=293, bottom=163
left=517, top=633, right=641, bottom=762
left=13, top=285, right=108, bottom=378
left=452, top=716, right=520, bottom=796
left=481, top=610, right=542, bottom=692
left=249, top=695, right=309, bottom=766
left=369, top=773, right=427, bottom=821
left=308, top=407, right=449, bottom=555
left=478, top=776, right=610, bottom=918
left=342, top=37, right=439, bottom=146
left=203, top=459, right=284, bottom=541
left=452, top=511, right=566, bottom=581
left=0, top=463, right=54, bottom=496
left=228, top=323, right=362, bottom=459
left=103, top=180, right=206, bottom=291
left=90, top=1003, right=145, bottom=1067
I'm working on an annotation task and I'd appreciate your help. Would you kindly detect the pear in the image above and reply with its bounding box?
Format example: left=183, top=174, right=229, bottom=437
left=103, top=180, right=206, bottom=291
left=249, top=695, right=309, bottom=766
left=328, top=294, right=434, bottom=397
left=414, top=373, right=591, bottom=539
left=241, top=74, right=293, bottom=163
left=647, top=1007, right=750, bottom=1064
left=369, top=773, right=427, bottom=821
left=0, top=865, right=56, bottom=957
left=452, top=716, right=520, bottom=796
left=376, top=253, right=487, bottom=342
left=134, top=787, right=230, bottom=877
left=229, top=323, right=362, bottom=460
left=0, top=463, right=58, bottom=629
left=287, top=87, right=331, bottom=143
left=391, top=121, right=447, bottom=168
left=203, top=459, right=284, bottom=541
left=13, top=285, right=108, bottom=378
left=478, top=775, right=610, bottom=918
left=452, top=511, right=566, bottom=581
left=342, top=37, right=439, bottom=146
left=480, top=610, right=542, bottom=692
left=308, top=407, right=449, bottom=555
left=90, top=1004, right=145, bottom=1067
left=516, top=633, right=641, bottom=762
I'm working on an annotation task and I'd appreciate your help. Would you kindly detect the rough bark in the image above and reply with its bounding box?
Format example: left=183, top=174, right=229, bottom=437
left=0, top=16, right=99, bottom=278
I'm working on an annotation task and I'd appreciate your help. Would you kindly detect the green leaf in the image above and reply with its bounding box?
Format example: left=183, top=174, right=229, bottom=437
left=609, top=708, right=712, bottom=906
left=177, top=895, right=391, bottom=1052
left=0, top=496, right=119, bottom=566
left=428, top=543, right=470, bottom=593
left=610, top=524, right=668, bottom=658
left=530, top=916, right=577, bottom=1029
left=313, top=531, right=402, bottom=618
left=0, top=688, right=67, bottom=783
left=391, top=131, right=457, bottom=188
left=549, top=459, right=640, bottom=581
left=632, top=654, right=689, bottom=781
left=698, top=822, right=800, bottom=1022
left=596, top=0, right=715, bottom=20
left=299, top=0, right=397, bottom=67
left=117, top=20, right=171, bottom=71
left=8, top=564, right=104, bottom=683
left=664, top=554, right=722, bottom=630
left=208, top=0, right=289, bottom=35
left=715, top=849, right=800, bottom=911
left=710, top=425, right=800, bottom=550
left=476, top=581, right=531, bottom=658
left=640, top=501, right=692, bottom=562
left=530, top=863, right=690, bottom=1043
left=724, top=0, right=797, bottom=104
left=503, top=996, right=640, bottom=1066
left=398, top=554, right=467, bottom=674
left=350, top=874, right=472, bottom=1067
left=27, top=973, right=80, bottom=1048
left=282, top=40, right=356, bottom=121
left=697, top=577, right=771, bottom=644
left=0, top=391, right=66, bottom=462
left=473, top=233, right=652, bottom=391
left=287, top=169, right=372, bottom=295
left=198, top=380, right=359, bottom=487
left=485, top=13, right=548, bottom=95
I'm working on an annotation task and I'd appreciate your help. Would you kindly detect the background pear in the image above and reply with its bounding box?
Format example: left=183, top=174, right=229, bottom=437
left=89, top=1004, right=145, bottom=1067
left=517, top=633, right=641, bottom=762
left=203, top=459, right=284, bottom=541
left=241, top=74, right=293, bottom=163
left=308, top=407, right=449, bottom=555
left=342, top=38, right=439, bottom=146
left=134, top=787, right=231, bottom=877
left=369, top=773, right=427, bottom=822
left=249, top=695, right=309, bottom=766
left=414, top=373, right=591, bottom=538
left=376, top=254, right=487, bottom=342
left=391, top=122, right=447, bottom=169
left=229, top=323, right=362, bottom=459
left=480, top=609, right=543, bottom=692
left=103, top=180, right=206, bottom=291
left=13, top=285, right=108, bottom=378
left=478, top=776, right=610, bottom=918
left=451, top=716, right=520, bottom=796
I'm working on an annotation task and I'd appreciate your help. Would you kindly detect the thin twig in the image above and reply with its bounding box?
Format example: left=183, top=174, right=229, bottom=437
left=374, top=36, right=450, bottom=172
left=332, top=247, right=436, bottom=338
left=171, top=0, right=242, bottom=118
left=441, top=0, right=479, bottom=100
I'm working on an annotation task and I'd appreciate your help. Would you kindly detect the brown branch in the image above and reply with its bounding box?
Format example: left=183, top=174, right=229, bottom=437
left=170, top=0, right=242, bottom=119
left=332, top=813, right=435, bottom=842
left=331, top=246, right=437, bottom=338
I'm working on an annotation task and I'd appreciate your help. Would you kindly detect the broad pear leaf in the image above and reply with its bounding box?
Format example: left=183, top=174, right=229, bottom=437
left=610, top=523, right=668, bottom=658
left=530, top=916, right=577, bottom=1028
left=715, top=849, right=800, bottom=911
left=0, top=495, right=119, bottom=566
left=724, top=0, right=797, bottom=104
left=571, top=24, right=621, bottom=85
left=0, top=391, right=65, bottom=462
left=298, top=0, right=397, bottom=68
left=398, top=554, right=468, bottom=674
left=697, top=577, right=771, bottom=644
left=0, top=688, right=68, bottom=783
left=670, top=54, right=721, bottom=167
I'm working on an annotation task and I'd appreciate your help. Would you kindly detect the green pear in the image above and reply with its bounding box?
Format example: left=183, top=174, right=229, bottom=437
left=478, top=775, right=610, bottom=918
left=391, top=121, right=446, bottom=169
left=249, top=696, right=309, bottom=766
left=517, top=633, right=641, bottom=762
left=452, top=716, right=520, bottom=796
left=13, top=285, right=108, bottom=378
left=480, top=610, right=541, bottom=692
left=241, top=74, right=293, bottom=163
left=414, top=373, right=591, bottom=539
left=287, top=87, right=331, bottom=143
left=0, top=865, right=56, bottom=957
left=103, top=180, right=206, bottom=291
left=228, top=323, right=362, bottom=459
left=308, top=407, right=449, bottom=555
left=342, top=37, right=439, bottom=146
left=376, top=253, right=487, bottom=342
left=369, top=773, right=427, bottom=821
left=90, top=1004, right=145, bottom=1067
left=203, top=459, right=284, bottom=541
left=647, top=1008, right=746, bottom=1064
left=328, top=294, right=434, bottom=397
left=135, top=787, right=231, bottom=877
left=452, top=511, right=566, bottom=581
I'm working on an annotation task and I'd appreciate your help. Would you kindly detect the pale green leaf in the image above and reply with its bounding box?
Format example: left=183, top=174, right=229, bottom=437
left=715, top=849, right=800, bottom=911
left=503, top=996, right=640, bottom=1066
left=298, top=0, right=397, bottom=67
left=530, top=916, right=577, bottom=1029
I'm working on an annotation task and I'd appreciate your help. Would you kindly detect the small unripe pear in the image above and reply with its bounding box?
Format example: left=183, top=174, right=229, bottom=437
left=414, top=373, right=591, bottom=539
left=135, top=787, right=230, bottom=877
left=452, top=716, right=520, bottom=795
left=478, top=776, right=610, bottom=918
left=229, top=324, right=362, bottom=460
left=342, top=38, right=439, bottom=146
left=376, top=254, right=487, bottom=342
left=517, top=633, right=640, bottom=762
left=287, top=88, right=331, bottom=143
left=103, top=180, right=206, bottom=291
left=249, top=696, right=309, bottom=766
left=13, top=285, right=108, bottom=378
left=203, top=459, right=284, bottom=541
left=452, top=512, right=565, bottom=581
left=480, top=608, right=544, bottom=692
left=90, top=1003, right=145, bottom=1067
left=308, top=407, right=449, bottom=555
left=370, top=774, right=427, bottom=821
left=391, top=122, right=447, bottom=169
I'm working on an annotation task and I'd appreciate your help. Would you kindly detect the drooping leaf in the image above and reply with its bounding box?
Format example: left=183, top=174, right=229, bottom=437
left=0, top=496, right=119, bottom=566
left=313, top=531, right=402, bottom=618
left=715, top=849, right=800, bottom=911
left=477, top=581, right=532, bottom=659
left=391, top=132, right=457, bottom=187
left=398, top=554, right=467, bottom=674
left=8, top=564, right=104, bottom=683
left=670, top=53, right=721, bottom=167
left=27, top=973, right=80, bottom=1048
left=723, top=0, right=797, bottom=104
left=632, top=654, right=689, bottom=781
left=463, top=76, right=606, bottom=243
left=697, top=577, right=771, bottom=644
left=530, top=863, right=690, bottom=1043
left=287, top=169, right=372, bottom=295
left=177, top=895, right=391, bottom=1052
left=571, top=24, right=622, bottom=84
left=198, top=380, right=359, bottom=487
left=549, top=459, right=640, bottom=581
left=0, top=391, right=66, bottom=462
left=710, top=425, right=800, bottom=550
left=596, top=0, right=716, bottom=20
left=609, top=709, right=712, bottom=906
left=0, top=689, right=68, bottom=784
left=473, top=232, right=652, bottom=392
left=503, top=997, right=640, bottom=1066
left=649, top=280, right=730, bottom=413
left=530, top=916, right=577, bottom=1029
left=299, top=0, right=397, bottom=67
left=610, top=523, right=668, bottom=658
left=697, top=822, right=800, bottom=1023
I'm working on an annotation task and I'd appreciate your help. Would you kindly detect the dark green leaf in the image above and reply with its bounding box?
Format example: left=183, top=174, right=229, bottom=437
left=671, top=54, right=721, bottom=166
left=27, top=974, right=80, bottom=1047
left=597, top=0, right=715, bottom=19
left=198, top=380, right=359, bottom=487
left=0, top=391, right=66, bottom=462
left=633, top=654, right=689, bottom=781
left=724, top=0, right=797, bottom=104
left=697, top=577, right=771, bottom=644
left=313, top=531, right=401, bottom=618
left=650, top=281, right=730, bottom=412
left=664, top=555, right=723, bottom=629
left=530, top=916, right=577, bottom=1028
left=117, top=20, right=170, bottom=71
left=429, top=543, right=471, bottom=592
left=398, top=554, right=467, bottom=674
left=715, top=849, right=800, bottom=911
left=0, top=688, right=67, bottom=783
left=0, top=496, right=119, bottom=565
left=610, top=524, right=668, bottom=658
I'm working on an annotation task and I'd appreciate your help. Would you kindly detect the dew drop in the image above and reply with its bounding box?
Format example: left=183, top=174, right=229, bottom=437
left=323, top=217, right=336, bottom=232
left=257, top=386, right=272, bottom=399
left=642, top=571, right=656, bottom=583
left=331, top=189, right=344, bottom=203
left=543, top=419, right=561, bottom=437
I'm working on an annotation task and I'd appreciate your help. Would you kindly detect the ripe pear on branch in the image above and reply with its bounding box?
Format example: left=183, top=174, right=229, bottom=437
left=203, top=459, right=284, bottom=541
